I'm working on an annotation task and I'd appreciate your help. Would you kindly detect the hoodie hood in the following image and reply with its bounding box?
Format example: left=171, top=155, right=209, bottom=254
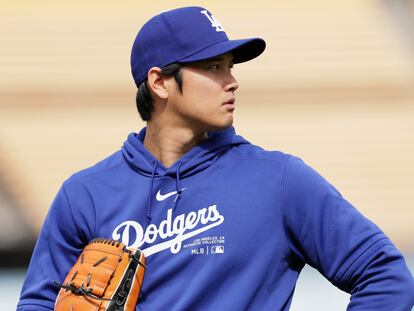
left=121, top=126, right=249, bottom=178
left=122, top=126, right=250, bottom=224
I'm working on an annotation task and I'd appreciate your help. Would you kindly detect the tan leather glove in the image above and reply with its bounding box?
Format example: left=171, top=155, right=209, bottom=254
left=54, top=238, right=146, bottom=311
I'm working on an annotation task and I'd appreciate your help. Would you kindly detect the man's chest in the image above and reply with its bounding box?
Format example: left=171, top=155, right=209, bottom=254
left=94, top=166, right=284, bottom=261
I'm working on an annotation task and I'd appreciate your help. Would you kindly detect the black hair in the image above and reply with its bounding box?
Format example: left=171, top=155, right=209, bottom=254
left=136, top=63, right=183, bottom=121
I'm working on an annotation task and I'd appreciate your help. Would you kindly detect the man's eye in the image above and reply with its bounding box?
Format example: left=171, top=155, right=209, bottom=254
left=209, top=64, right=219, bottom=70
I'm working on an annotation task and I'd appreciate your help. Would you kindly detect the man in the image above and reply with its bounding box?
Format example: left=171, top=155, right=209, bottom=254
left=17, top=6, right=414, bottom=310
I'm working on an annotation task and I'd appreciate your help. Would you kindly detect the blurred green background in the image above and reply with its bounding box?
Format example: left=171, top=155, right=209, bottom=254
left=1, top=0, right=413, bottom=309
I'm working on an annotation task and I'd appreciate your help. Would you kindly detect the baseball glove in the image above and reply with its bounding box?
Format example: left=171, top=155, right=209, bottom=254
left=54, top=238, right=146, bottom=311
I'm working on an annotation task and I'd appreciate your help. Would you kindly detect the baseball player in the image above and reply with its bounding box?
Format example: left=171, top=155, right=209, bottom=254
left=17, top=6, right=414, bottom=310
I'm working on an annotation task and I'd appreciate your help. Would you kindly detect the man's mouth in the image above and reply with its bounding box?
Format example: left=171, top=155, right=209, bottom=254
left=223, top=98, right=236, bottom=106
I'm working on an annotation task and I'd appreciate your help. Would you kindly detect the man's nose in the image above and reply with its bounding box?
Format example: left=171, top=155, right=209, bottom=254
left=224, top=74, right=239, bottom=93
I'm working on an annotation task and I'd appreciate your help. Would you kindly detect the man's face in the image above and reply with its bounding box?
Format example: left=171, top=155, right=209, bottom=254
left=166, top=52, right=239, bottom=133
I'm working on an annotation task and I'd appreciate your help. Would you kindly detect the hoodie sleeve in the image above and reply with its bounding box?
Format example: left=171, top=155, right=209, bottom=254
left=280, top=156, right=414, bottom=310
left=17, top=182, right=94, bottom=310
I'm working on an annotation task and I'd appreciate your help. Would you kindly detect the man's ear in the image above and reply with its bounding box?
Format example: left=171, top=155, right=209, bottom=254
left=147, top=67, right=168, bottom=100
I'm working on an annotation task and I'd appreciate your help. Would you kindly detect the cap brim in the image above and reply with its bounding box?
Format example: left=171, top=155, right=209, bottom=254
left=177, top=38, right=266, bottom=64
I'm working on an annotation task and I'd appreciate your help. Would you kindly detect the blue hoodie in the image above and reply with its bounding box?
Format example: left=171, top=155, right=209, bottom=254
left=18, top=127, right=414, bottom=310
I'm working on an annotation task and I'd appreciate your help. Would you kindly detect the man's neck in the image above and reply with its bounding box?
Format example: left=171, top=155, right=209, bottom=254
left=143, top=122, right=208, bottom=168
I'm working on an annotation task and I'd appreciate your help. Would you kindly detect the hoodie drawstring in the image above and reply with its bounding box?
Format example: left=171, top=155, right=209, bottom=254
left=147, top=161, right=158, bottom=225
left=173, top=162, right=183, bottom=212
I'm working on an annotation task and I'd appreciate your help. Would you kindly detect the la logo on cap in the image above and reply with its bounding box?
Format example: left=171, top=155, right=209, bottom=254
left=200, top=10, right=225, bottom=32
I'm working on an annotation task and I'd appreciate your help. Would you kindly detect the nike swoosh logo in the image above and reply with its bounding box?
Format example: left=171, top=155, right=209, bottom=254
left=156, top=188, right=186, bottom=201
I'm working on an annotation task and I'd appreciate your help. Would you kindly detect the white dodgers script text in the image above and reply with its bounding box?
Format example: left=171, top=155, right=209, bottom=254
left=112, top=205, right=224, bottom=257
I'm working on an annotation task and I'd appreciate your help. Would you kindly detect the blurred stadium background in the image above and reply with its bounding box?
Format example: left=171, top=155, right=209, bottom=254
left=1, top=0, right=413, bottom=309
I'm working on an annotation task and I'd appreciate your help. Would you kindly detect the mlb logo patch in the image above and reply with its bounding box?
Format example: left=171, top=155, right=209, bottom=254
left=211, top=246, right=224, bottom=254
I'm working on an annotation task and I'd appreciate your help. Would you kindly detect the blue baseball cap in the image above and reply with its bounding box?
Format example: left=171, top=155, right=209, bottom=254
left=131, top=6, right=266, bottom=87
